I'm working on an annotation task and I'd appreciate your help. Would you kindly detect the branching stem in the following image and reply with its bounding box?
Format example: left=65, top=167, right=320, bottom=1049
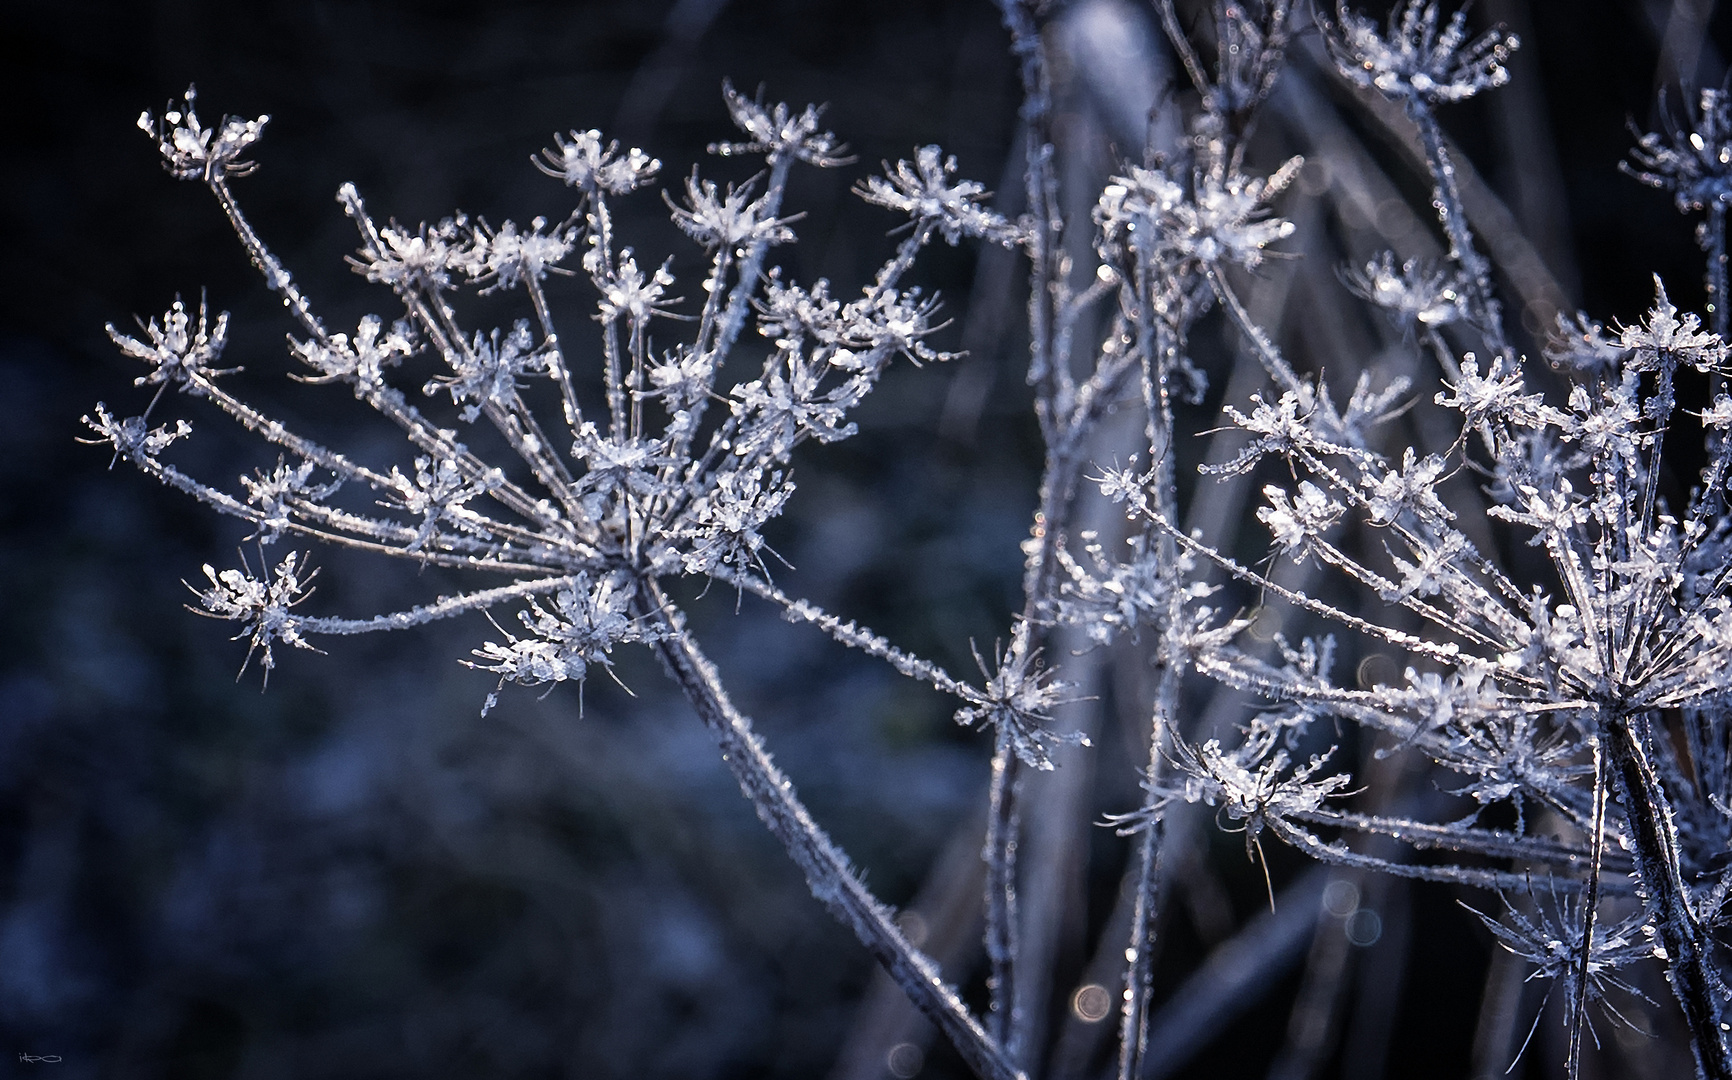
left=646, top=581, right=1025, bottom=1080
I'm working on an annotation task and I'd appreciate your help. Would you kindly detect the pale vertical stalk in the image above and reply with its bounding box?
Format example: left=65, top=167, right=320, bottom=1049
left=1116, top=796, right=1167, bottom=1080
left=986, top=437, right=1094, bottom=1065
left=524, top=272, right=586, bottom=434
left=1267, top=880, right=1356, bottom=1080
left=1711, top=201, right=1729, bottom=345
left=588, top=192, right=632, bottom=438
left=990, top=2, right=1066, bottom=1059
left=1469, top=943, right=1531, bottom=1080
left=1117, top=317, right=1182, bottom=1080
left=1117, top=675, right=1184, bottom=1080
left=985, top=728, right=1022, bottom=1053
left=1339, top=878, right=1411, bottom=1080
left=1137, top=868, right=1329, bottom=1080
left=1565, top=737, right=1607, bottom=1080
left=714, top=150, right=796, bottom=360
left=663, top=247, right=737, bottom=474
left=602, top=311, right=628, bottom=437
left=1708, top=200, right=1727, bottom=408
left=1011, top=663, right=1100, bottom=1066
left=997, top=0, right=1064, bottom=434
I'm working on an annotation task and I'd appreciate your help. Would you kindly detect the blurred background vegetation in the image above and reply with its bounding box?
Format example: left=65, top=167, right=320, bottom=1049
left=2, top=1, right=1731, bottom=1077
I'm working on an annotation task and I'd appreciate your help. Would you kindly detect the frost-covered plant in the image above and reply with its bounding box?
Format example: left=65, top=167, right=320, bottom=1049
left=1628, top=86, right=1732, bottom=345
left=1324, top=0, right=1519, bottom=357
left=92, top=2, right=1732, bottom=1079
left=99, top=82, right=1036, bottom=1080
left=1133, top=282, right=1732, bottom=1076
left=1092, top=4, right=1732, bottom=1077
left=1011, top=2, right=1320, bottom=1073
left=1466, top=885, right=1658, bottom=1051
left=95, top=1, right=1318, bottom=1076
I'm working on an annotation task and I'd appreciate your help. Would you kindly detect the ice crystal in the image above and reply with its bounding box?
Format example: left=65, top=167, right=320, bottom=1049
left=190, top=551, right=319, bottom=676
left=424, top=321, right=547, bottom=422
left=466, top=216, right=578, bottom=293
left=533, top=129, right=661, bottom=194
left=1342, top=252, right=1469, bottom=328
left=1466, top=889, right=1655, bottom=1029
left=1257, top=481, right=1344, bottom=562
left=1053, top=530, right=1208, bottom=647
left=1619, top=276, right=1727, bottom=374
left=1155, top=738, right=1352, bottom=846
left=469, top=571, right=658, bottom=709
left=1325, top=0, right=1518, bottom=106
left=289, top=314, right=414, bottom=396
left=107, top=296, right=234, bottom=395
left=241, top=458, right=336, bottom=544
left=1546, top=312, right=1629, bottom=375
left=82, top=406, right=191, bottom=460
left=856, top=145, right=1022, bottom=247
left=953, top=635, right=1082, bottom=770
left=352, top=215, right=473, bottom=292
left=1627, top=87, right=1732, bottom=215
left=1436, top=353, right=1556, bottom=434
left=138, top=86, right=268, bottom=181
left=669, top=173, right=796, bottom=250
left=711, top=80, right=850, bottom=167
left=1096, top=156, right=1302, bottom=273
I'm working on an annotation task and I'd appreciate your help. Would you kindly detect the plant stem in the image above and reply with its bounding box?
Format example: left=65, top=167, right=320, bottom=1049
left=1116, top=808, right=1166, bottom=1080
left=647, top=583, right=1024, bottom=1080
left=1709, top=201, right=1729, bottom=347
left=1409, top=105, right=1507, bottom=358
left=1708, top=201, right=1727, bottom=409
left=1118, top=321, right=1182, bottom=1080
left=1566, top=739, right=1607, bottom=1080
left=985, top=730, right=1022, bottom=1055
left=1604, top=710, right=1731, bottom=1080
